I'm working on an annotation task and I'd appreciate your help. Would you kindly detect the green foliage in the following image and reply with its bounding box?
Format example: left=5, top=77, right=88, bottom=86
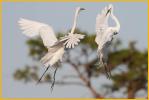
left=13, top=29, right=147, bottom=98
left=13, top=65, right=39, bottom=82
left=26, top=37, right=47, bottom=60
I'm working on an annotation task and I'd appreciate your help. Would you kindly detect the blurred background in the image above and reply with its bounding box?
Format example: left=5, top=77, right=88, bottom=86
left=2, top=2, right=148, bottom=98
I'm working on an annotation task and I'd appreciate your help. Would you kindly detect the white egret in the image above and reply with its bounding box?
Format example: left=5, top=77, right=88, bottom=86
left=95, top=4, right=120, bottom=78
left=18, top=7, right=85, bottom=89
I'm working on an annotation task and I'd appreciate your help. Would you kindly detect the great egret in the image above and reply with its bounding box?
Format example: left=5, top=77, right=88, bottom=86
left=95, top=4, right=120, bottom=78
left=18, top=7, right=85, bottom=89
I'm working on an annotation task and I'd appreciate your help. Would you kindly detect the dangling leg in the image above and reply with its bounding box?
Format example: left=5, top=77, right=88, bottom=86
left=104, top=63, right=111, bottom=79
left=50, top=66, right=58, bottom=92
left=95, top=50, right=101, bottom=68
left=104, top=64, right=110, bottom=79
left=107, top=63, right=112, bottom=78
left=101, top=58, right=110, bottom=79
left=36, top=65, right=50, bottom=84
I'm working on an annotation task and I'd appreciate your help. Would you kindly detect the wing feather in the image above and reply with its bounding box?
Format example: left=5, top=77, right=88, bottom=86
left=61, top=33, right=85, bottom=48
left=18, top=18, right=58, bottom=48
left=96, top=5, right=112, bottom=34
left=95, top=5, right=113, bottom=45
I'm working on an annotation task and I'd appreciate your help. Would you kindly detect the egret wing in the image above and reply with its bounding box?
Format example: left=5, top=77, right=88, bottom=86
left=96, top=5, right=112, bottom=33
left=60, top=33, right=85, bottom=48
left=18, top=18, right=58, bottom=48
left=95, top=5, right=112, bottom=45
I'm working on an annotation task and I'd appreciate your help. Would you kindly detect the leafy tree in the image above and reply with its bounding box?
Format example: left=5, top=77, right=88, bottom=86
left=13, top=29, right=147, bottom=98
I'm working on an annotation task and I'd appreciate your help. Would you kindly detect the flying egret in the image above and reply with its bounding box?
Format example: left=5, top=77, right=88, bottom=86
left=18, top=7, right=85, bottom=89
left=95, top=4, right=120, bottom=78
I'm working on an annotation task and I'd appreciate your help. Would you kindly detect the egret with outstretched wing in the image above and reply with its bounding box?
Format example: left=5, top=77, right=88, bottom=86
left=95, top=4, right=120, bottom=78
left=18, top=7, right=85, bottom=89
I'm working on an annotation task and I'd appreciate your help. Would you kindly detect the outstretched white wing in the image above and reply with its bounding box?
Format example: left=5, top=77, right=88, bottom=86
left=18, top=18, right=58, bottom=48
left=95, top=5, right=112, bottom=45
left=60, top=33, right=85, bottom=48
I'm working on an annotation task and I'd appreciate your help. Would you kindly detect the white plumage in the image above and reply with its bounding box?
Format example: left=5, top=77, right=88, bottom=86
left=18, top=7, right=85, bottom=85
left=95, top=4, right=120, bottom=78
left=18, top=7, right=85, bottom=67
left=61, top=33, right=85, bottom=48
left=18, top=18, right=57, bottom=47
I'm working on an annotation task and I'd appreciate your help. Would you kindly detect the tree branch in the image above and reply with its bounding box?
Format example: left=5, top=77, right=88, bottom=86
left=67, top=59, right=103, bottom=98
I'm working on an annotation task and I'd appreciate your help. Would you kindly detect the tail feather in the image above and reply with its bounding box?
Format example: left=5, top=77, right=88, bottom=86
left=40, top=44, right=64, bottom=67
left=40, top=52, right=53, bottom=66
left=40, top=46, right=60, bottom=67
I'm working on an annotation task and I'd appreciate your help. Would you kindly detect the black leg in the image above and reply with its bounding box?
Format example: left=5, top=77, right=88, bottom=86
left=108, top=64, right=112, bottom=78
left=104, top=64, right=110, bottom=79
left=101, top=58, right=110, bottom=79
left=36, top=65, right=50, bottom=84
left=50, top=66, right=58, bottom=92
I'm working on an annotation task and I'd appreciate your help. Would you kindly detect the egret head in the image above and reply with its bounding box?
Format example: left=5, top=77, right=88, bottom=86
left=76, top=7, right=86, bottom=13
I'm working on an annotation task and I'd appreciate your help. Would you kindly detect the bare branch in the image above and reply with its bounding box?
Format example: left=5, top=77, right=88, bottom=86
left=66, top=58, right=103, bottom=98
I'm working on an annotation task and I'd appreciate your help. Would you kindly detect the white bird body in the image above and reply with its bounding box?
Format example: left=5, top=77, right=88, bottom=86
left=95, top=4, right=120, bottom=78
left=18, top=7, right=85, bottom=86
left=18, top=7, right=85, bottom=68
left=96, top=28, right=113, bottom=49
left=41, top=47, right=65, bottom=67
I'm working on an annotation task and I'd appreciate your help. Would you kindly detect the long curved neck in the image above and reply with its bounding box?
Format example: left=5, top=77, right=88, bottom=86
left=70, top=9, right=79, bottom=34
left=111, top=13, right=120, bottom=31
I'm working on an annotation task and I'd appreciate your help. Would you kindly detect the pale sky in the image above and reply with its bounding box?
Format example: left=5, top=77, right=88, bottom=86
left=2, top=2, right=147, bottom=98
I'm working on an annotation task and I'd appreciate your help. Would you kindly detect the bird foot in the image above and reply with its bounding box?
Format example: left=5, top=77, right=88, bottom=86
left=94, top=63, right=103, bottom=69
